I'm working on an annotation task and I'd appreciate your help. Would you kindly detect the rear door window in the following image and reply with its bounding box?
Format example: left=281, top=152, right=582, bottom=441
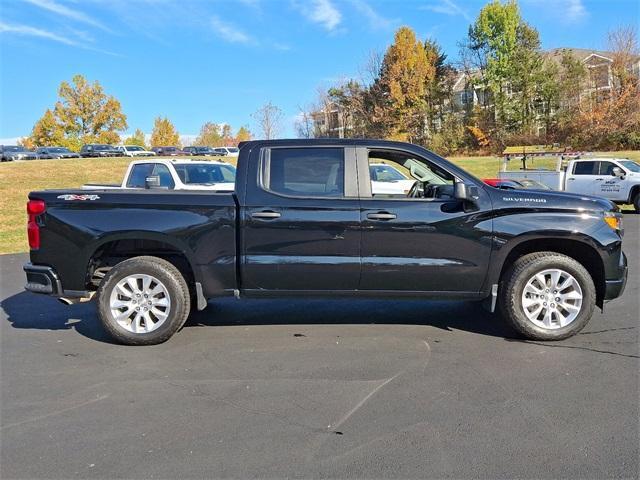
left=262, top=148, right=345, bottom=197
left=573, top=161, right=598, bottom=175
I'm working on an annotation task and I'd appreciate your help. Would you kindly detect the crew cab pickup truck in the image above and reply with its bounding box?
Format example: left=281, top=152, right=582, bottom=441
left=82, top=159, right=236, bottom=191
left=498, top=157, right=640, bottom=212
left=24, top=139, right=628, bottom=345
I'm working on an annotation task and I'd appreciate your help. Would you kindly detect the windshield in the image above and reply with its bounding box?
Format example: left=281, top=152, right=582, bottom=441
left=5, top=146, right=27, bottom=152
left=370, top=164, right=407, bottom=182
left=126, top=146, right=144, bottom=151
left=620, top=160, right=640, bottom=173
left=94, top=145, right=111, bottom=150
left=50, top=147, right=69, bottom=153
left=174, top=164, right=236, bottom=185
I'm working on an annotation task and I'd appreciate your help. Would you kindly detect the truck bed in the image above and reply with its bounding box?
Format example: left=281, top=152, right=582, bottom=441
left=28, top=189, right=238, bottom=298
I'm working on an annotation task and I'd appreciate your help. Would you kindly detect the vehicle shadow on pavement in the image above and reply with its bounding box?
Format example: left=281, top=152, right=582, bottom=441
left=0, top=291, right=116, bottom=343
left=1, top=291, right=516, bottom=342
left=186, top=297, right=516, bottom=338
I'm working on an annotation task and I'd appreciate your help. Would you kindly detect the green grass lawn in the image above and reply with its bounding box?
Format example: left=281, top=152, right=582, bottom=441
left=1, top=151, right=637, bottom=254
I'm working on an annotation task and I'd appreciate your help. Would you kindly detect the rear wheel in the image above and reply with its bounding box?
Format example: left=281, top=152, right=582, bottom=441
left=499, top=252, right=596, bottom=340
left=97, top=256, right=191, bottom=345
left=633, top=193, right=640, bottom=214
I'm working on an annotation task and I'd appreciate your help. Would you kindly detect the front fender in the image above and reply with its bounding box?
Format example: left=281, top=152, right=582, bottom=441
left=484, top=209, right=622, bottom=292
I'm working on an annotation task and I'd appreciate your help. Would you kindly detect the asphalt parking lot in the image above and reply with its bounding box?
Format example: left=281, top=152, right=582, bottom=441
left=1, top=215, right=638, bottom=479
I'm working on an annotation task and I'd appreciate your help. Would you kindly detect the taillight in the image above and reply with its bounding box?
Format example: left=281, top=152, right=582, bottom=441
left=27, top=199, right=46, bottom=249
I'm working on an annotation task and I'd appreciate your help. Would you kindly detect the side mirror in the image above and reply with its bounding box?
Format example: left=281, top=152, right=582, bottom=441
left=145, top=175, right=161, bottom=189
left=454, top=180, right=479, bottom=201
left=612, top=167, right=625, bottom=179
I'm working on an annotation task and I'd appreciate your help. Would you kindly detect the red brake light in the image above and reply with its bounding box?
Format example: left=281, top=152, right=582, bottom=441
left=27, top=199, right=46, bottom=249
left=27, top=199, right=46, bottom=215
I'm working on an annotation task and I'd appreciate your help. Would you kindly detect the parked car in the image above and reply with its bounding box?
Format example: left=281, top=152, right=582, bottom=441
left=369, top=163, right=417, bottom=195
left=23, top=139, right=627, bottom=345
left=212, top=148, right=228, bottom=156
left=484, top=178, right=553, bottom=190
left=214, top=147, right=240, bottom=157
left=183, top=146, right=216, bottom=156
left=1, top=145, right=39, bottom=161
left=483, top=178, right=526, bottom=190
left=80, top=144, right=120, bottom=158
left=499, top=157, right=640, bottom=212
left=516, top=178, right=552, bottom=190
left=35, top=147, right=80, bottom=159
left=151, top=146, right=187, bottom=156
left=82, top=159, right=236, bottom=191
left=115, top=145, right=156, bottom=157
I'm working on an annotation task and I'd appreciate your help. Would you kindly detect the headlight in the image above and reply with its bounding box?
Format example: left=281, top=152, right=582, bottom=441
left=603, top=211, right=623, bottom=235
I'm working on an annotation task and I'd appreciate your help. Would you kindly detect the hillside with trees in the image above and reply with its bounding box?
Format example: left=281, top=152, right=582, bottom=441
left=302, top=0, right=639, bottom=154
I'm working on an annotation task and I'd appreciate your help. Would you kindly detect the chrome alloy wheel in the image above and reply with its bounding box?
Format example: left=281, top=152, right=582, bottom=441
left=109, top=274, right=171, bottom=334
left=521, top=268, right=583, bottom=329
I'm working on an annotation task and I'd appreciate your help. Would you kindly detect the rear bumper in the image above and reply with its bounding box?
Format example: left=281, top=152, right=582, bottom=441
left=604, top=252, right=628, bottom=301
left=23, top=263, right=88, bottom=298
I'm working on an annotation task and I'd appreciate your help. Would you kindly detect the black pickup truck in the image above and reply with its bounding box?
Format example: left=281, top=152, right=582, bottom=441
left=24, top=139, right=628, bottom=345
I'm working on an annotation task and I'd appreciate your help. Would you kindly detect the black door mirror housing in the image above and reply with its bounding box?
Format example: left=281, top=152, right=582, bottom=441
left=454, top=180, right=479, bottom=201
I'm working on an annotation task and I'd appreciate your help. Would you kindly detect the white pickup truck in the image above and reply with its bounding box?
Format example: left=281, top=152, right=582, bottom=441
left=499, top=157, right=640, bottom=212
left=82, top=159, right=236, bottom=191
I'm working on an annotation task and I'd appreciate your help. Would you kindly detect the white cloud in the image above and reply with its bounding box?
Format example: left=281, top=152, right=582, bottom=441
left=211, top=15, right=254, bottom=44
left=524, top=0, right=588, bottom=24
left=0, top=21, right=82, bottom=46
left=0, top=21, right=120, bottom=55
left=23, top=0, right=112, bottom=32
left=301, top=0, right=342, bottom=32
left=421, top=0, right=471, bottom=21
left=349, top=0, right=398, bottom=30
left=565, top=0, right=587, bottom=23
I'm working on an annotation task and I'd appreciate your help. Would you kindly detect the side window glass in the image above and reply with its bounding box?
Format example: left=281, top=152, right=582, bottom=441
left=598, top=161, right=616, bottom=175
left=367, top=149, right=453, bottom=199
left=573, top=161, right=597, bottom=175
left=220, top=165, right=236, bottom=182
left=263, top=148, right=344, bottom=197
left=127, top=164, right=154, bottom=188
left=152, top=164, right=175, bottom=188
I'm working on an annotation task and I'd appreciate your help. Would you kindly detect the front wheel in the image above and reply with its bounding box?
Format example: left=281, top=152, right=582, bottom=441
left=97, top=256, right=191, bottom=345
left=499, top=252, right=596, bottom=340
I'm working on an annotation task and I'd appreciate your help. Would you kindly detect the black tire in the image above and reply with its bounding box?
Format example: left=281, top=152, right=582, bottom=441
left=96, top=256, right=191, bottom=345
left=499, top=252, right=596, bottom=341
left=633, top=193, right=640, bottom=214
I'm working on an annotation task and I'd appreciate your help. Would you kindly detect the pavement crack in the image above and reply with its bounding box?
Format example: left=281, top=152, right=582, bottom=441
left=1, top=394, right=110, bottom=431
left=523, top=341, right=640, bottom=358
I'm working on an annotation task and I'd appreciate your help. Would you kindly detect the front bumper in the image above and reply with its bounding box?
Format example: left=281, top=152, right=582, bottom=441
left=604, top=252, right=628, bottom=301
left=23, top=263, right=88, bottom=299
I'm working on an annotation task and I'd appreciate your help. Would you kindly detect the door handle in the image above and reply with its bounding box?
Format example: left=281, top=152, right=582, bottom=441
left=567, top=178, right=575, bottom=181
left=251, top=210, right=281, bottom=219
left=595, top=178, right=604, bottom=181
left=367, top=212, right=396, bottom=220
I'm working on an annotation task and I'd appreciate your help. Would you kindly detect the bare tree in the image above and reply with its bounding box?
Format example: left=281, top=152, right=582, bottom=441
left=251, top=101, right=284, bottom=140
left=607, top=25, right=639, bottom=93
left=294, top=106, right=315, bottom=139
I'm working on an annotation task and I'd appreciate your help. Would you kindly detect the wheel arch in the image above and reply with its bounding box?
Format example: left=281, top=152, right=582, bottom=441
left=83, top=231, right=200, bottom=291
left=492, top=237, right=606, bottom=307
left=628, top=184, right=640, bottom=204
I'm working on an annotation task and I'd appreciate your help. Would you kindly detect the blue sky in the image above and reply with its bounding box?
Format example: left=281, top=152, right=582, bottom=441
left=0, top=0, right=638, bottom=142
